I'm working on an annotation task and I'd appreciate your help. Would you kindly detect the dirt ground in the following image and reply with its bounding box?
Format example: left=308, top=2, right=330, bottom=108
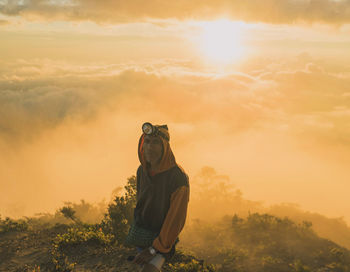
left=0, top=225, right=204, bottom=272
left=0, top=225, right=144, bottom=271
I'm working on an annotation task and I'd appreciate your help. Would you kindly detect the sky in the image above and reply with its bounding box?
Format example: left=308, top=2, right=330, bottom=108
left=0, top=0, right=350, bottom=223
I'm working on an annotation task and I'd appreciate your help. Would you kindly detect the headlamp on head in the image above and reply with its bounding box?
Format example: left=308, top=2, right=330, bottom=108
left=142, top=122, right=169, bottom=141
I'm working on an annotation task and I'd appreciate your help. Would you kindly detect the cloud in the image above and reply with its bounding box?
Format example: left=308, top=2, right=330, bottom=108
left=0, top=59, right=283, bottom=149
left=1, top=57, right=350, bottom=148
left=1, top=56, right=350, bottom=222
left=0, top=18, right=8, bottom=25
left=1, top=0, right=350, bottom=25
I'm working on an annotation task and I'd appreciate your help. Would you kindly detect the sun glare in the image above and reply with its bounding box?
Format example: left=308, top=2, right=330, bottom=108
left=198, top=20, right=245, bottom=64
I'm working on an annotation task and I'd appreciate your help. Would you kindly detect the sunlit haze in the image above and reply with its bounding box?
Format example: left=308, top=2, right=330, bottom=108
left=197, top=20, right=246, bottom=63
left=0, top=0, right=350, bottom=228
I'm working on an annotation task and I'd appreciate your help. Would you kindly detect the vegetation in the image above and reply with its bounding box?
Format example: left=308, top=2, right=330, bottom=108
left=53, top=226, right=114, bottom=249
left=51, top=225, right=114, bottom=271
left=101, top=175, right=137, bottom=241
left=182, top=213, right=350, bottom=271
left=59, top=206, right=80, bottom=225
left=1, top=173, right=350, bottom=271
left=0, top=215, right=28, bottom=233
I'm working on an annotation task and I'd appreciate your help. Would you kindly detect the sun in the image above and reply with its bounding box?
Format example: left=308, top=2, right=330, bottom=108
left=198, top=20, right=245, bottom=64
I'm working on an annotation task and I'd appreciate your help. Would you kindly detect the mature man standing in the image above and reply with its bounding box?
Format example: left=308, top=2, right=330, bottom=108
left=126, top=123, right=190, bottom=272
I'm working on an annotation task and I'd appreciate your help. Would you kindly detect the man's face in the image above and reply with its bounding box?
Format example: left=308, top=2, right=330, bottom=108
left=143, top=135, right=163, bottom=165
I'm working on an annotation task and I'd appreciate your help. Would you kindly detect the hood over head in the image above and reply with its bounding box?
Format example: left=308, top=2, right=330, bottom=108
left=138, top=124, right=176, bottom=175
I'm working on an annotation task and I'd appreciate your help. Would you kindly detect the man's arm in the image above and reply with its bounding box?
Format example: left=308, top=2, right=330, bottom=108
left=152, top=185, right=190, bottom=253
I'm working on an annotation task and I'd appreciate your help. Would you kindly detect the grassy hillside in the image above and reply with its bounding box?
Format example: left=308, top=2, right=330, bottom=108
left=1, top=212, right=350, bottom=271
left=182, top=213, right=350, bottom=271
left=0, top=217, right=213, bottom=271
left=1, top=175, right=350, bottom=271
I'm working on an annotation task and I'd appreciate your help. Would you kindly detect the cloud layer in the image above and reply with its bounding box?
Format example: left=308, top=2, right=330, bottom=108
left=1, top=0, right=350, bottom=25
left=1, top=55, right=350, bottom=222
left=2, top=55, right=349, bottom=149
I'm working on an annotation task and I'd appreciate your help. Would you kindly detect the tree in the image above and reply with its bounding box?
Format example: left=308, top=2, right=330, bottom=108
left=103, top=175, right=137, bottom=241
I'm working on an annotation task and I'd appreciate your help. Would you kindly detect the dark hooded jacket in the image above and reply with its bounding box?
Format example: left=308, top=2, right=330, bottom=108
left=134, top=127, right=189, bottom=253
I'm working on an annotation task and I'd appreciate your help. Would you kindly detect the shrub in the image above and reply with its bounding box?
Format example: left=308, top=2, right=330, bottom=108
left=51, top=224, right=113, bottom=271
left=101, top=175, right=136, bottom=241
left=0, top=215, right=28, bottom=233
left=53, top=226, right=114, bottom=250
left=59, top=206, right=78, bottom=223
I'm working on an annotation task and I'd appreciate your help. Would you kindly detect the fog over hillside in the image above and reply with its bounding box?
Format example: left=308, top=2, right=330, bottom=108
left=1, top=55, right=350, bottom=226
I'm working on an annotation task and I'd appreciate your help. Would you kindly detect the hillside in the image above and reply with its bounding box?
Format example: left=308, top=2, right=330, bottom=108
left=1, top=212, right=350, bottom=271
left=1, top=175, right=350, bottom=271
left=0, top=221, right=212, bottom=272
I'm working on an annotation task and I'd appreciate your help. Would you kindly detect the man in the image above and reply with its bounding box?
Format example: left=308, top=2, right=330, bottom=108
left=127, top=123, right=190, bottom=272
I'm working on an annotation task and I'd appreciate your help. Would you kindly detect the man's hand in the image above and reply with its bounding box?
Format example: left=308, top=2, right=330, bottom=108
left=133, top=248, right=155, bottom=265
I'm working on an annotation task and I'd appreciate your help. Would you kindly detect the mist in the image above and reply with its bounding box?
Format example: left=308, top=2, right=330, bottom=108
left=1, top=55, right=349, bottom=226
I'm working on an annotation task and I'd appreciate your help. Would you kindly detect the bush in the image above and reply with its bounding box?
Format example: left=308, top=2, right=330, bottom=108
left=0, top=215, right=28, bottom=233
left=59, top=199, right=106, bottom=225
left=50, top=223, right=114, bottom=271
left=53, top=226, right=114, bottom=250
left=59, top=206, right=79, bottom=224
left=101, top=175, right=136, bottom=241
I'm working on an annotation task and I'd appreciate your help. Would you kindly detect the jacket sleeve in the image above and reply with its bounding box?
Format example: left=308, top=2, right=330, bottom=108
left=152, top=185, right=189, bottom=253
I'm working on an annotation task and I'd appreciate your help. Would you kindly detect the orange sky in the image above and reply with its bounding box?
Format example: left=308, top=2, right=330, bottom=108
left=0, top=0, right=350, bottom=224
